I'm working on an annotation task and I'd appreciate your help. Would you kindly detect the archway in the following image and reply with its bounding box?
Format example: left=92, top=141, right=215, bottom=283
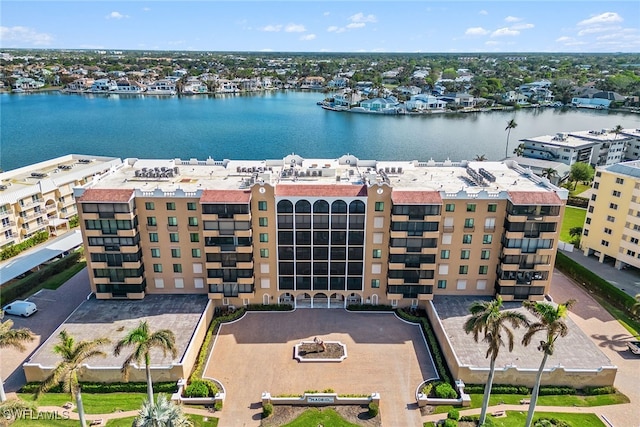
left=346, top=293, right=362, bottom=306
left=279, top=292, right=293, bottom=305
left=329, top=293, right=344, bottom=309
left=371, top=294, right=379, bottom=305
left=313, top=292, right=328, bottom=309
left=263, top=294, right=270, bottom=305
left=296, top=293, right=312, bottom=308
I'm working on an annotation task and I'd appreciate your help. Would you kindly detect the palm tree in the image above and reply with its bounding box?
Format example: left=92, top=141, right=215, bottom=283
left=631, top=294, right=640, bottom=318
left=541, top=167, right=558, bottom=181
left=463, top=297, right=529, bottom=426
left=0, top=397, right=38, bottom=422
left=612, top=124, right=623, bottom=140
left=521, top=299, right=576, bottom=427
left=474, top=154, right=487, bottom=162
left=505, top=118, right=518, bottom=158
left=36, top=330, right=110, bottom=427
left=114, top=321, right=177, bottom=406
left=135, top=394, right=192, bottom=427
left=0, top=314, right=35, bottom=402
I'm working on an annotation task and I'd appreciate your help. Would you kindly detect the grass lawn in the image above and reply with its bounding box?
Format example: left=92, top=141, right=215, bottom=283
left=568, top=183, right=591, bottom=197
left=560, top=206, right=586, bottom=242
left=106, top=414, right=218, bottom=426
left=425, top=411, right=604, bottom=427
left=19, top=392, right=149, bottom=414
left=280, top=408, right=361, bottom=427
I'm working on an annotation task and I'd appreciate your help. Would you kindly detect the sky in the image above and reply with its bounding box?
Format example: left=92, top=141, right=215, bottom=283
left=1, top=1, right=639, bottom=53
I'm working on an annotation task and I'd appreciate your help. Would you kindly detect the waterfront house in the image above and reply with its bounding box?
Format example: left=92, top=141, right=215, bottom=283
left=300, top=76, right=325, bottom=90
left=438, top=93, right=476, bottom=108
left=405, top=94, right=446, bottom=111
left=359, top=97, right=398, bottom=112
left=333, top=89, right=362, bottom=107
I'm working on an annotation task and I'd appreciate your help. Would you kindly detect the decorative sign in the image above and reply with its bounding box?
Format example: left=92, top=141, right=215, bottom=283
left=307, top=396, right=335, bottom=403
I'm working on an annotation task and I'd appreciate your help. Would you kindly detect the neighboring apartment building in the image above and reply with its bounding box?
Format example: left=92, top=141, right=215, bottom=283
left=0, top=155, right=122, bottom=248
left=75, top=155, right=567, bottom=308
left=581, top=160, right=640, bottom=270
left=519, top=128, right=632, bottom=167
left=622, top=128, right=640, bottom=161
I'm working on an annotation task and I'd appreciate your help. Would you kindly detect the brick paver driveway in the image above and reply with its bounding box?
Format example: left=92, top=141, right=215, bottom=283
left=205, top=310, right=437, bottom=427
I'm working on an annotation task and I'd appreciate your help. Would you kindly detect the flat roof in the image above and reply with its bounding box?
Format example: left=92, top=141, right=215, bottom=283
left=82, top=156, right=567, bottom=201
left=521, top=134, right=599, bottom=149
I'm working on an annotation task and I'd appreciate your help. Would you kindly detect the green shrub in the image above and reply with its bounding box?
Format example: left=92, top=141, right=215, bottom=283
left=68, top=215, right=79, bottom=228
left=0, top=231, right=49, bottom=261
left=368, top=402, right=379, bottom=417
left=538, top=386, right=575, bottom=396
left=246, top=303, right=293, bottom=311
left=262, top=402, right=273, bottom=418
left=184, top=380, right=209, bottom=398
left=447, top=409, right=460, bottom=420
left=435, top=383, right=457, bottom=399
left=322, top=388, right=335, bottom=393
left=347, top=304, right=393, bottom=311
left=214, top=400, right=223, bottom=411
left=421, top=383, right=434, bottom=396
left=534, top=419, right=570, bottom=427
left=20, top=382, right=176, bottom=394
left=442, top=419, right=457, bottom=427
left=583, top=386, right=616, bottom=395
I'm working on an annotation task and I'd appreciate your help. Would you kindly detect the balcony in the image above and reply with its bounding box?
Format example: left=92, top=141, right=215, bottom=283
left=0, top=221, right=16, bottom=232
left=167, top=224, right=178, bottom=231
left=0, top=210, right=13, bottom=219
left=0, top=233, right=17, bottom=244
left=502, top=247, right=521, bottom=256
left=443, top=225, right=454, bottom=233
left=237, top=246, right=253, bottom=253
left=145, top=224, right=158, bottom=231
left=122, top=261, right=142, bottom=269
left=46, top=204, right=57, bottom=213
left=505, top=230, right=525, bottom=239
left=236, top=261, right=254, bottom=269
left=390, top=230, right=407, bottom=238
left=124, top=276, right=145, bottom=285
left=235, top=229, right=252, bottom=238
left=17, top=198, right=44, bottom=211
left=205, top=261, right=222, bottom=269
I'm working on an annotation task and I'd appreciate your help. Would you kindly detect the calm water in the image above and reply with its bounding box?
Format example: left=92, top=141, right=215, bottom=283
left=2, top=91, right=640, bottom=171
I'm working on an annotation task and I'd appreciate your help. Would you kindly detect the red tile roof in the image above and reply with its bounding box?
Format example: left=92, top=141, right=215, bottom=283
left=508, top=191, right=563, bottom=205
left=276, top=185, right=368, bottom=197
left=77, top=189, right=134, bottom=203
left=200, top=190, right=251, bottom=203
left=391, top=191, right=442, bottom=205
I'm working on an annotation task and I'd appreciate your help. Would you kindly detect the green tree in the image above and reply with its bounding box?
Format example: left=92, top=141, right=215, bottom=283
left=36, top=330, right=110, bottom=427
left=505, top=119, right=518, bottom=158
left=569, top=227, right=583, bottom=245
left=114, top=321, right=177, bottom=406
left=474, top=154, right=487, bottom=161
left=134, top=394, right=192, bottom=427
left=631, top=294, right=640, bottom=317
left=0, top=313, right=35, bottom=402
left=541, top=167, right=558, bottom=180
left=612, top=124, right=624, bottom=140
left=522, top=300, right=576, bottom=427
left=569, top=162, right=595, bottom=190
left=513, top=143, right=525, bottom=157
left=464, top=297, right=529, bottom=426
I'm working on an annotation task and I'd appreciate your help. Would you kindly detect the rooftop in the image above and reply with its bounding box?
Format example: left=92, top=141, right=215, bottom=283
left=81, top=155, right=567, bottom=201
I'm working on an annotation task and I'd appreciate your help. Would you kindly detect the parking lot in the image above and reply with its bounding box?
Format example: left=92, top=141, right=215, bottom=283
left=206, top=310, right=437, bottom=427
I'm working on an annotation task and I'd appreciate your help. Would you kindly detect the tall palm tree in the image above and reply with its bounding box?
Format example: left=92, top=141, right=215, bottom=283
left=36, top=330, right=110, bottom=427
left=135, top=394, right=192, bottom=427
left=612, top=124, right=623, bottom=140
left=631, top=294, right=640, bottom=317
left=0, top=314, right=35, bottom=402
left=114, top=321, right=177, bottom=406
left=505, top=118, right=518, bottom=158
left=541, top=167, right=558, bottom=180
left=522, top=299, right=576, bottom=427
left=474, top=154, right=487, bottom=162
left=464, top=297, right=529, bottom=426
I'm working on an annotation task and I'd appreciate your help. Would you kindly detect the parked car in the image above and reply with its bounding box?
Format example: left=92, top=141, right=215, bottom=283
left=628, top=341, right=640, bottom=356
left=2, top=300, right=38, bottom=317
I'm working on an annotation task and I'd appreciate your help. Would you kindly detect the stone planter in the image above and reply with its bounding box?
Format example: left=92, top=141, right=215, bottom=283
left=171, top=378, right=225, bottom=406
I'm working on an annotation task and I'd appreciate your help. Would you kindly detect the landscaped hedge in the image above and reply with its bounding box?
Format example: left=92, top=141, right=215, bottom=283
left=20, top=381, right=176, bottom=394
left=463, top=384, right=613, bottom=396
left=347, top=304, right=394, bottom=311
left=0, top=231, right=48, bottom=260
left=184, top=379, right=218, bottom=397
left=566, top=196, right=589, bottom=208
left=395, top=308, right=452, bottom=385
left=246, top=303, right=293, bottom=311
left=555, top=252, right=635, bottom=313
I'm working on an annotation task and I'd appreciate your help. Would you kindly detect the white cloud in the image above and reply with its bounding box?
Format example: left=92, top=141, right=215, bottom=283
left=346, top=22, right=365, bottom=29
left=285, top=23, right=306, bottom=33
left=479, top=10, right=488, bottom=16
left=106, top=11, right=128, bottom=20
left=260, top=48, right=274, bottom=52
left=465, top=27, right=489, bottom=36
left=504, top=16, right=521, bottom=23
left=323, top=12, right=330, bottom=16
left=327, top=26, right=339, bottom=33
left=349, top=13, right=377, bottom=23
left=300, top=34, right=316, bottom=41
left=260, top=24, right=282, bottom=32
left=491, top=27, right=520, bottom=37
left=511, top=23, right=534, bottom=30
left=0, top=26, right=53, bottom=45
left=485, top=40, right=500, bottom=46
left=555, top=36, right=573, bottom=42
left=577, top=26, right=620, bottom=36
left=142, top=7, right=151, bottom=12
left=578, top=12, right=623, bottom=26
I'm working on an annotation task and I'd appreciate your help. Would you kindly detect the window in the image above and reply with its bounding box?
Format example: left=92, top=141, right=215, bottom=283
left=151, top=248, right=160, bottom=258
left=464, top=218, right=474, bottom=228
left=479, top=265, right=488, bottom=275
left=260, top=248, right=269, bottom=258
left=259, top=217, right=268, bottom=227
left=586, top=218, right=591, bottom=224
left=459, top=265, right=469, bottom=274
left=192, top=248, right=201, bottom=258
left=612, top=190, right=621, bottom=197
left=145, top=202, right=155, bottom=210
left=462, top=234, right=472, bottom=244
left=488, top=204, right=497, bottom=212
left=171, top=248, right=181, bottom=258
left=153, top=264, right=162, bottom=273
left=375, top=202, right=384, bottom=211
left=169, top=233, right=179, bottom=242
left=258, top=201, right=267, bottom=211
left=372, top=249, right=382, bottom=258
left=588, top=206, right=594, bottom=213
left=481, top=249, right=490, bottom=259
left=190, top=233, right=199, bottom=242
left=627, top=250, right=636, bottom=257
left=187, top=202, right=197, bottom=211
left=601, top=240, right=609, bottom=247
left=371, top=279, right=380, bottom=288
left=583, top=229, right=589, bottom=236
left=173, top=264, right=182, bottom=273
left=456, top=279, right=467, bottom=290
left=609, top=203, right=618, bottom=210
left=445, top=204, right=455, bottom=212
left=437, top=280, right=447, bottom=289
left=149, top=233, right=159, bottom=242
left=373, top=217, right=384, bottom=229
left=259, top=233, right=269, bottom=243
left=440, top=250, right=450, bottom=259
left=166, top=202, right=176, bottom=210
left=168, top=217, right=178, bottom=226
left=632, top=237, right=640, bottom=244
left=147, top=217, right=157, bottom=226
left=604, top=228, right=612, bottom=235
left=466, top=204, right=476, bottom=212
left=460, top=250, right=470, bottom=259
left=606, top=215, right=615, bottom=222
left=616, top=177, right=624, bottom=184
left=188, top=217, right=198, bottom=226
left=483, top=234, right=492, bottom=244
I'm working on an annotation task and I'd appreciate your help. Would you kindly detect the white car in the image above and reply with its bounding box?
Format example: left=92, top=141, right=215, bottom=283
left=2, top=300, right=38, bottom=317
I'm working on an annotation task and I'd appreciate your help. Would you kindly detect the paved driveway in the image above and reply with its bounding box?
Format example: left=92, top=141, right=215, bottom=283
left=205, top=310, right=437, bottom=427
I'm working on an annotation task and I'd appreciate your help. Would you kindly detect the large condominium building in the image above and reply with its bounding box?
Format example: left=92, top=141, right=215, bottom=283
left=519, top=128, right=634, bottom=167
left=581, top=160, right=640, bottom=270
left=75, top=154, right=567, bottom=309
left=0, top=155, right=122, bottom=248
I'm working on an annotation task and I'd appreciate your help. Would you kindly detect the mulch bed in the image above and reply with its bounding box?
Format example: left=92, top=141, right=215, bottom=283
left=260, top=405, right=381, bottom=427
left=297, top=342, right=345, bottom=360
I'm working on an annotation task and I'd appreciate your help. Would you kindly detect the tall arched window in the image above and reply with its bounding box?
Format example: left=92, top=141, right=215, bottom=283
left=349, top=200, right=366, bottom=213
left=295, top=200, right=311, bottom=213
left=313, top=200, right=329, bottom=213
left=331, top=200, right=347, bottom=213
left=277, top=200, right=293, bottom=213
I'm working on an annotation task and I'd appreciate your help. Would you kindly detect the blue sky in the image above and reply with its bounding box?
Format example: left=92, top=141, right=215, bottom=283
left=1, top=1, right=639, bottom=52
